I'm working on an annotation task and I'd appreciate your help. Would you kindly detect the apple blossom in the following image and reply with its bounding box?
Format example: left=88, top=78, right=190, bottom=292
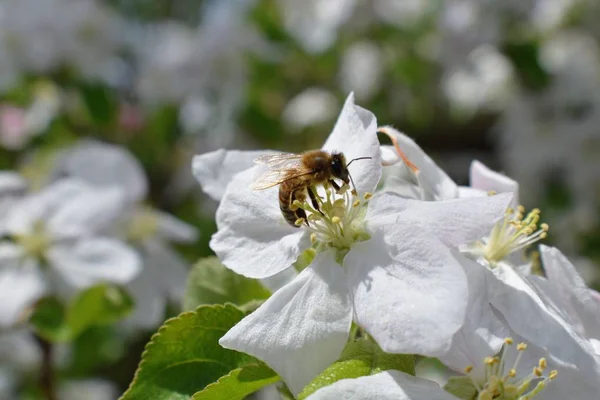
left=306, top=370, right=458, bottom=400
left=0, top=179, right=141, bottom=327
left=194, top=94, right=512, bottom=394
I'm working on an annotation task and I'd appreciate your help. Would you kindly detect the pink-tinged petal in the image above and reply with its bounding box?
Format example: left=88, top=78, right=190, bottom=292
left=367, top=192, right=513, bottom=248
left=439, top=254, right=509, bottom=378
left=321, top=93, right=382, bottom=195
left=219, top=251, right=352, bottom=396
left=210, top=167, right=307, bottom=279
left=378, top=126, right=458, bottom=200
left=347, top=226, right=468, bottom=356
left=469, top=160, right=519, bottom=204
left=307, top=370, right=457, bottom=400
left=48, top=238, right=142, bottom=288
left=192, top=149, right=269, bottom=201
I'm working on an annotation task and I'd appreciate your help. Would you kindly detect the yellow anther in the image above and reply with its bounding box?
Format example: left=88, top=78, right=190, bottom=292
left=540, top=232, right=548, bottom=239
left=534, top=367, right=543, bottom=377
left=541, top=223, right=549, bottom=231
left=517, top=343, right=527, bottom=351
left=479, top=390, right=493, bottom=400
left=549, top=370, right=558, bottom=380
left=310, top=233, right=318, bottom=244
left=292, top=200, right=303, bottom=209
left=464, top=365, right=474, bottom=373
left=487, top=190, right=497, bottom=196
left=517, top=205, right=525, bottom=213
left=331, top=216, right=341, bottom=224
left=351, top=189, right=357, bottom=196
left=364, top=192, right=373, bottom=200
left=352, top=200, right=361, bottom=208
left=484, top=357, right=496, bottom=365
left=504, top=337, right=514, bottom=345
left=508, top=368, right=517, bottom=378
left=295, top=218, right=305, bottom=226
left=507, top=208, right=515, bottom=214
left=538, top=358, right=547, bottom=369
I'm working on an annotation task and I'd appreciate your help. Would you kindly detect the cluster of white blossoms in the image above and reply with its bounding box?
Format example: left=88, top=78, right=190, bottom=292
left=193, top=94, right=600, bottom=399
left=0, top=139, right=197, bottom=331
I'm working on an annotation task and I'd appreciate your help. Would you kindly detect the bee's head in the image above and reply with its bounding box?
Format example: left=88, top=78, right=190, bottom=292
left=330, top=153, right=350, bottom=185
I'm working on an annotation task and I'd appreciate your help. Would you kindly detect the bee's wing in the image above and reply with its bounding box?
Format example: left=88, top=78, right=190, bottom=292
left=250, top=169, right=296, bottom=190
left=254, top=153, right=304, bottom=170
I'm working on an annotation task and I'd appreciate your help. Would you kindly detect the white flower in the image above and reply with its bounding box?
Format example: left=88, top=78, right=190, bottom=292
left=0, top=179, right=141, bottom=327
left=440, top=254, right=600, bottom=394
left=306, top=370, right=457, bottom=400
left=194, top=94, right=512, bottom=394
left=58, top=379, right=118, bottom=400
left=57, top=140, right=198, bottom=328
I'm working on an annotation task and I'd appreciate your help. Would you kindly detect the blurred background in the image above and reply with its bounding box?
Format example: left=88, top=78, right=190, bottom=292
left=1, top=0, right=600, bottom=398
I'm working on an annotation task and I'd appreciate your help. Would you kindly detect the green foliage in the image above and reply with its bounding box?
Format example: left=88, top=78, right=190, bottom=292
left=29, top=284, right=133, bottom=342
left=444, top=376, right=478, bottom=400
left=183, top=257, right=270, bottom=310
left=120, top=304, right=258, bottom=400
left=191, top=363, right=280, bottom=400
left=80, top=83, right=117, bottom=126
left=298, top=338, right=415, bottom=399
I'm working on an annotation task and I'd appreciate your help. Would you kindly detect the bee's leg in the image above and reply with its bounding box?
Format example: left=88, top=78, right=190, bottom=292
left=329, top=179, right=341, bottom=192
left=307, top=186, right=324, bottom=215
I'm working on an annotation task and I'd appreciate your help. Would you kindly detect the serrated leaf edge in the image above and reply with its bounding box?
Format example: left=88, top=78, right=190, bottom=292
left=119, top=304, right=241, bottom=400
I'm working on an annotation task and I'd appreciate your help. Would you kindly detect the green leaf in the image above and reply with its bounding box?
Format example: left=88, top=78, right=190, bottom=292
left=298, top=339, right=415, bottom=399
left=67, top=284, right=134, bottom=336
left=29, top=297, right=71, bottom=342
left=120, top=304, right=256, bottom=400
left=29, top=284, right=134, bottom=343
left=80, top=83, right=116, bottom=126
left=184, top=257, right=270, bottom=310
left=444, top=376, right=478, bottom=400
left=191, top=363, right=280, bottom=400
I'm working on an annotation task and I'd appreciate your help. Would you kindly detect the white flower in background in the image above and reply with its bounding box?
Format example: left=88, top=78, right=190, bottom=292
left=282, top=88, right=339, bottom=131
left=58, top=379, right=118, bottom=400
left=339, top=41, right=383, bottom=101
left=57, top=140, right=198, bottom=328
left=0, top=179, right=140, bottom=327
left=0, top=0, right=125, bottom=87
left=277, top=0, right=357, bottom=53
left=193, top=94, right=512, bottom=395
left=306, top=370, right=457, bottom=400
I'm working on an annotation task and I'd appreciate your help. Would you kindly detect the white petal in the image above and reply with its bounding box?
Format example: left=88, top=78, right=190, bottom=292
left=141, top=238, right=189, bottom=300
left=439, top=255, right=509, bottom=377
left=378, top=126, right=458, bottom=200
left=0, top=264, right=46, bottom=327
left=489, top=265, right=598, bottom=373
left=347, top=226, right=468, bottom=356
left=48, top=238, right=142, bottom=288
left=48, top=186, right=126, bottom=238
left=3, top=179, right=90, bottom=235
left=0, top=172, right=26, bottom=194
left=0, top=242, right=24, bottom=262
left=192, top=149, right=268, bottom=201
left=307, top=370, right=457, bottom=400
left=368, top=192, right=513, bottom=248
left=210, top=167, right=307, bottom=279
left=260, top=267, right=298, bottom=293
left=122, top=259, right=167, bottom=330
left=469, top=160, right=519, bottom=204
left=154, top=210, right=198, bottom=243
left=321, top=93, right=382, bottom=194
left=219, top=251, right=352, bottom=396
left=58, top=140, right=148, bottom=203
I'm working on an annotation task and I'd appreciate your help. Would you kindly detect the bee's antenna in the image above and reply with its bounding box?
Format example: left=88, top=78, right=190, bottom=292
left=348, top=172, right=358, bottom=193
left=347, top=156, right=372, bottom=167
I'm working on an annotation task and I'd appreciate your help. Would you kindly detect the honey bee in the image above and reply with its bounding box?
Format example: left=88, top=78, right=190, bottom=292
left=251, top=150, right=371, bottom=227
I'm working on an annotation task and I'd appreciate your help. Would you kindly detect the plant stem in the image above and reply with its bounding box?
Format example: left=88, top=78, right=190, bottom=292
left=35, top=334, right=56, bottom=400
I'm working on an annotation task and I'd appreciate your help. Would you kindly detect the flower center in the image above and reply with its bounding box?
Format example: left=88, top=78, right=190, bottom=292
left=480, top=206, right=549, bottom=265
left=293, top=185, right=371, bottom=263
left=125, top=207, right=159, bottom=243
left=465, top=338, right=557, bottom=400
left=14, top=220, right=51, bottom=260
